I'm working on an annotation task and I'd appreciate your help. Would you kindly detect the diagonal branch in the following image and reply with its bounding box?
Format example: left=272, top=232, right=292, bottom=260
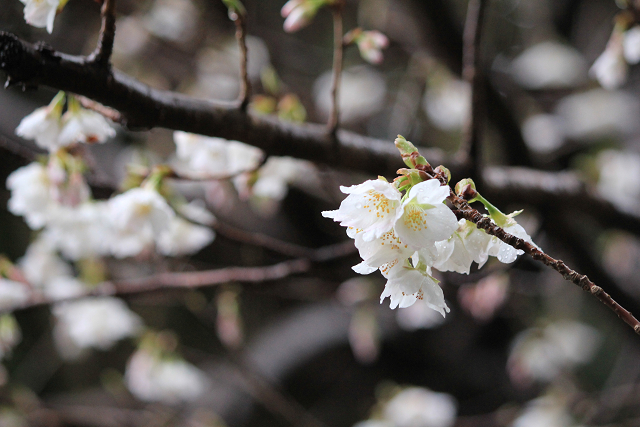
left=447, top=190, right=640, bottom=335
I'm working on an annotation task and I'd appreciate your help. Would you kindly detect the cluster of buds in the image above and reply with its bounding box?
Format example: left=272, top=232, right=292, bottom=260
left=323, top=136, right=536, bottom=315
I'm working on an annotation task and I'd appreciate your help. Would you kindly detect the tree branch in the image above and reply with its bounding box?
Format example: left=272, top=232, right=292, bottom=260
left=233, top=11, right=251, bottom=111
left=327, top=3, right=344, bottom=136
left=447, top=190, right=640, bottom=335
left=0, top=31, right=447, bottom=178
left=86, top=0, right=117, bottom=68
left=458, top=0, right=488, bottom=182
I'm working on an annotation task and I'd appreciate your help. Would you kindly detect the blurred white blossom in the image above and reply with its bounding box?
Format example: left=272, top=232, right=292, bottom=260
left=125, top=349, right=208, bottom=404
left=510, top=41, right=587, bottom=89
left=314, top=67, right=386, bottom=124
left=423, top=79, right=470, bottom=131
left=6, top=162, right=54, bottom=229
left=384, top=387, right=457, bottom=427
left=590, top=31, right=627, bottom=90
left=53, top=297, right=142, bottom=357
left=58, top=100, right=115, bottom=146
left=623, top=25, right=640, bottom=64
left=156, top=216, right=215, bottom=256
left=0, top=279, right=29, bottom=312
left=16, top=92, right=65, bottom=152
left=511, top=396, right=578, bottom=427
left=142, top=0, right=198, bottom=43
left=173, top=131, right=263, bottom=179
left=597, top=149, right=640, bottom=212
left=107, top=187, right=175, bottom=258
left=508, top=320, right=601, bottom=384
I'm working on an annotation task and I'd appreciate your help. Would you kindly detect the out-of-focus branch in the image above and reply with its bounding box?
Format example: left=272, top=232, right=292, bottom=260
left=86, top=0, right=117, bottom=68
left=0, top=31, right=446, bottom=178
left=327, top=2, right=344, bottom=136
left=458, top=0, right=488, bottom=182
left=233, top=10, right=251, bottom=110
left=213, top=220, right=356, bottom=261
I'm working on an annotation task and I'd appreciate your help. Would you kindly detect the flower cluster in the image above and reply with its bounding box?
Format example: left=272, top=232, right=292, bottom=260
left=590, top=19, right=640, bottom=90
left=16, top=92, right=115, bottom=153
left=323, top=137, right=536, bottom=316
left=280, top=0, right=334, bottom=33
left=343, top=28, right=390, bottom=64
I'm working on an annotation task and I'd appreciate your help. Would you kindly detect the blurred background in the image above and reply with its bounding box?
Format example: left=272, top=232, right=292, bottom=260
left=2, top=0, right=640, bottom=426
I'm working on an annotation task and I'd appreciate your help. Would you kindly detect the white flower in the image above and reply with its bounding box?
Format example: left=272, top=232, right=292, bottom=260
left=423, top=79, right=470, bottom=131
left=6, top=162, right=54, bottom=229
left=107, top=187, right=175, bottom=258
left=380, top=261, right=449, bottom=316
left=384, top=387, right=457, bottom=427
left=20, top=0, right=60, bottom=34
left=0, top=279, right=29, bottom=311
left=43, top=276, right=86, bottom=301
left=511, top=397, right=576, bottom=427
left=350, top=228, right=413, bottom=274
left=53, top=297, right=142, bottom=352
left=176, top=200, right=216, bottom=226
left=623, top=26, right=640, bottom=65
left=125, top=349, right=208, bottom=404
left=43, top=202, right=112, bottom=260
left=58, top=108, right=115, bottom=146
left=173, top=131, right=263, bottom=178
left=508, top=321, right=601, bottom=384
left=590, top=33, right=628, bottom=90
left=250, top=156, right=313, bottom=201
left=18, top=236, right=72, bottom=287
left=322, top=179, right=402, bottom=242
left=16, top=95, right=64, bottom=152
left=433, top=219, right=494, bottom=274
left=394, top=179, right=458, bottom=250
left=156, top=217, right=215, bottom=256
left=488, top=222, right=535, bottom=264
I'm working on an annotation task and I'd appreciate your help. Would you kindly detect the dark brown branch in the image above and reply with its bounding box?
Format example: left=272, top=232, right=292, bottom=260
left=213, top=220, right=356, bottom=261
left=458, top=0, right=487, bottom=182
left=86, top=0, right=116, bottom=68
left=0, top=31, right=446, bottom=178
left=446, top=190, right=640, bottom=335
left=327, top=2, right=344, bottom=136
left=234, top=12, right=251, bottom=111
left=7, top=259, right=311, bottom=314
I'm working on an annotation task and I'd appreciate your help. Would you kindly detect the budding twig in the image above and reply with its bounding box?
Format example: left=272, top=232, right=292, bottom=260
left=446, top=188, right=640, bottom=335
left=87, top=0, right=117, bottom=68
left=327, top=2, right=344, bottom=136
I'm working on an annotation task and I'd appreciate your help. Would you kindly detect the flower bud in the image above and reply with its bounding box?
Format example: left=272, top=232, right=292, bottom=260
left=434, top=165, right=451, bottom=184
left=455, top=178, right=477, bottom=199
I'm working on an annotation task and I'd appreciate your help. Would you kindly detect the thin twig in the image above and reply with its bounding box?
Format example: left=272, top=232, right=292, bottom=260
left=327, top=2, right=344, bottom=136
left=74, top=94, right=123, bottom=123
left=213, top=220, right=356, bottom=261
left=234, top=12, right=251, bottom=111
left=458, top=0, right=487, bottom=182
left=446, top=189, right=640, bottom=335
left=87, top=0, right=117, bottom=68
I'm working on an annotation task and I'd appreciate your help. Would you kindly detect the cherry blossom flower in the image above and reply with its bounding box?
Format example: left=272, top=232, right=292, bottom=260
left=53, top=297, right=142, bottom=357
left=379, top=260, right=449, bottom=316
left=322, top=178, right=402, bottom=242
left=58, top=96, right=115, bottom=146
left=394, top=179, right=458, bottom=250
left=0, top=279, right=29, bottom=312
left=15, top=91, right=65, bottom=152
left=125, top=348, right=208, bottom=404
left=590, top=30, right=628, bottom=90
left=383, top=387, right=457, bottom=427
left=433, top=219, right=494, bottom=274
left=156, top=216, right=215, bottom=256
left=20, top=0, right=61, bottom=34
left=6, top=162, right=54, bottom=229
left=487, top=221, right=536, bottom=264
left=107, top=187, right=175, bottom=258
left=172, top=131, right=263, bottom=178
